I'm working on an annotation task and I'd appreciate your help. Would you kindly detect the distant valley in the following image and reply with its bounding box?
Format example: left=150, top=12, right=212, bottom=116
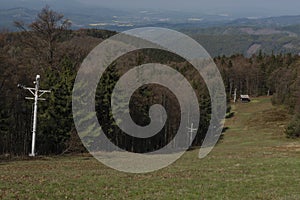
left=1, top=5, right=300, bottom=57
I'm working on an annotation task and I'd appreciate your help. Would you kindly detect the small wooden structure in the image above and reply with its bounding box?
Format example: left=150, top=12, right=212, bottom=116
left=240, top=95, right=251, bottom=102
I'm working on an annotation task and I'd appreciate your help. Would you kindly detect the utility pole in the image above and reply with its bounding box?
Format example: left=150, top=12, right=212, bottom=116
left=233, top=88, right=237, bottom=103
left=187, top=123, right=197, bottom=147
left=18, top=75, right=51, bottom=157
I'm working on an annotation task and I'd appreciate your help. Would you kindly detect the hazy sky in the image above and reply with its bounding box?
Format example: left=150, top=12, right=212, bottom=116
left=3, top=0, right=300, bottom=17
left=80, top=0, right=300, bottom=16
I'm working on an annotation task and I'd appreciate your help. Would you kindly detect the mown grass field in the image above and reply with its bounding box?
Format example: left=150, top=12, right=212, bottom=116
left=1, top=97, right=300, bottom=199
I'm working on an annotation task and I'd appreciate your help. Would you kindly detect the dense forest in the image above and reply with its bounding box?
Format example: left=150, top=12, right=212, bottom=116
left=0, top=7, right=299, bottom=157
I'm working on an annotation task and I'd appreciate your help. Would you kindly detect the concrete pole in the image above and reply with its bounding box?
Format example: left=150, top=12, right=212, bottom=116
left=190, top=123, right=194, bottom=145
left=18, top=75, right=50, bottom=157
left=234, top=88, right=237, bottom=103
left=30, top=75, right=40, bottom=157
left=187, top=123, right=197, bottom=147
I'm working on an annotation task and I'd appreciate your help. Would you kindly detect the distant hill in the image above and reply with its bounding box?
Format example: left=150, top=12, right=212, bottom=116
left=181, top=25, right=300, bottom=57
left=229, top=15, right=300, bottom=27
left=0, top=7, right=38, bottom=30
left=1, top=6, right=300, bottom=57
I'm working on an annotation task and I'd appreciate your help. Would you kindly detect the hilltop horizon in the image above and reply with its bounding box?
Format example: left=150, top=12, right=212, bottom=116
left=2, top=0, right=300, bottom=18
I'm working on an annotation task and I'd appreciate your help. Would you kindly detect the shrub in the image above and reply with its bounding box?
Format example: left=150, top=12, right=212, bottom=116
left=286, top=115, right=300, bottom=138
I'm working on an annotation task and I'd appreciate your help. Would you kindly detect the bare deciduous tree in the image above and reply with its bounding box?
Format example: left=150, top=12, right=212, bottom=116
left=14, top=5, right=71, bottom=70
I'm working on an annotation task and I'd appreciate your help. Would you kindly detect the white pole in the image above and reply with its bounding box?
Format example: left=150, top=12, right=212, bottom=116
left=187, top=123, right=197, bottom=147
left=190, top=123, right=194, bottom=145
left=233, top=88, right=237, bottom=103
left=30, top=75, right=40, bottom=157
left=18, top=75, right=50, bottom=157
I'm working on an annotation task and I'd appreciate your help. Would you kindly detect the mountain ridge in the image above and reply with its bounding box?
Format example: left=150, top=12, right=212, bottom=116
left=1, top=6, right=300, bottom=57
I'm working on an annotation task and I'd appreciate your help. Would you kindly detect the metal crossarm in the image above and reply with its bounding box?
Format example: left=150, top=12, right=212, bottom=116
left=187, top=123, right=198, bottom=146
left=18, top=75, right=51, bottom=157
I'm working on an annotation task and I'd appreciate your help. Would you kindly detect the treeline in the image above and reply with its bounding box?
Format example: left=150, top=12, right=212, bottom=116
left=0, top=6, right=116, bottom=156
left=215, top=52, right=300, bottom=137
left=0, top=7, right=299, bottom=156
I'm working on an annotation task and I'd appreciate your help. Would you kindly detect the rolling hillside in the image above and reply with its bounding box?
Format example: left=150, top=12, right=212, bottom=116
left=1, top=97, right=300, bottom=199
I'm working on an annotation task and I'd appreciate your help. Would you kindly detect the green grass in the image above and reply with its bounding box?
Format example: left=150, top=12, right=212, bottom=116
left=1, top=97, right=300, bottom=199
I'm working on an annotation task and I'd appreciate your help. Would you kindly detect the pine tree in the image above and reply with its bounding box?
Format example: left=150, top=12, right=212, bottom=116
left=38, top=57, right=76, bottom=154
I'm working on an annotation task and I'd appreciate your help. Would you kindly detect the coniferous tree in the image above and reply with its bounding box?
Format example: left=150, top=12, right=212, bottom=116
left=38, top=57, right=76, bottom=154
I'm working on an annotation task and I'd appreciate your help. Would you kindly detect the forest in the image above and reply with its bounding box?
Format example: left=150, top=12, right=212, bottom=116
left=0, top=7, right=300, bottom=157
